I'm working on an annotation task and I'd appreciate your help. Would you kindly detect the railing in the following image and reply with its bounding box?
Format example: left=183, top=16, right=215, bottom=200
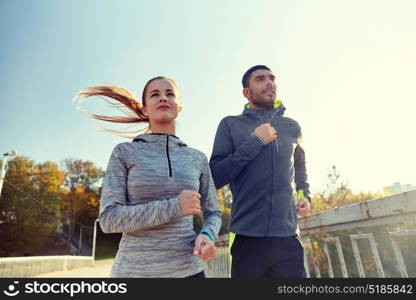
left=0, top=256, right=94, bottom=278
left=0, top=220, right=99, bottom=278
left=204, top=243, right=229, bottom=278
left=299, top=190, right=416, bottom=278
left=2, top=192, right=414, bottom=278
left=205, top=190, right=416, bottom=278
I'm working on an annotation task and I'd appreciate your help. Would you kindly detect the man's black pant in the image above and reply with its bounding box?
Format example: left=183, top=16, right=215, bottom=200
left=230, top=234, right=306, bottom=278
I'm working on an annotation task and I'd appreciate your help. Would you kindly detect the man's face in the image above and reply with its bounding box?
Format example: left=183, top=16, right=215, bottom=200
left=244, top=69, right=277, bottom=109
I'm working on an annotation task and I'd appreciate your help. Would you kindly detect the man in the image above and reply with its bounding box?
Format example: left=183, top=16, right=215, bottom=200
left=209, top=65, right=311, bottom=278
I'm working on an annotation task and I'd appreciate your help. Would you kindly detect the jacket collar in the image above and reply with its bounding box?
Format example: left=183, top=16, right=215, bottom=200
left=132, top=133, right=187, bottom=147
left=243, top=100, right=286, bottom=119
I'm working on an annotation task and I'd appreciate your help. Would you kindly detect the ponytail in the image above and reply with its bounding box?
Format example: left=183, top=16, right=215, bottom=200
left=74, top=85, right=149, bottom=137
left=74, top=77, right=179, bottom=138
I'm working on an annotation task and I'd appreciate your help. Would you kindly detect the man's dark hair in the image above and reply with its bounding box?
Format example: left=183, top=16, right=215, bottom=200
left=242, top=65, right=271, bottom=88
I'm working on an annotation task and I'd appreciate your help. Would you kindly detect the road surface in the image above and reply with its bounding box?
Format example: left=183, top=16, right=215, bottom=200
left=36, top=259, right=113, bottom=278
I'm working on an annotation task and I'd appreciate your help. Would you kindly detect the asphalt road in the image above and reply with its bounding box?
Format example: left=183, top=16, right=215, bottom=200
left=35, top=259, right=114, bottom=278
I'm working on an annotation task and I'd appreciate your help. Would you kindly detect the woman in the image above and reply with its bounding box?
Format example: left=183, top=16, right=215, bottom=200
left=75, top=77, right=222, bottom=278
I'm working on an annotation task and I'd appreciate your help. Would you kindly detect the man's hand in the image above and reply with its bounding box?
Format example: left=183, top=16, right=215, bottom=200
left=253, top=123, right=277, bottom=144
left=178, top=190, right=201, bottom=216
left=193, top=234, right=216, bottom=262
left=296, top=198, right=310, bottom=217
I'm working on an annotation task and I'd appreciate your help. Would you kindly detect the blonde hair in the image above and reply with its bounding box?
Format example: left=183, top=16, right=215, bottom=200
left=74, top=76, right=178, bottom=137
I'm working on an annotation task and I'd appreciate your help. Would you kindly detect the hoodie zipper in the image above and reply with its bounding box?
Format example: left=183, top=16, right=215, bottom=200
left=265, top=110, right=278, bottom=235
left=267, top=110, right=280, bottom=153
left=165, top=135, right=173, bottom=177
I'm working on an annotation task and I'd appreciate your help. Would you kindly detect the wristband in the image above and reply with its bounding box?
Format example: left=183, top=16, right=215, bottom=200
left=199, top=229, right=214, bottom=242
left=297, top=189, right=311, bottom=203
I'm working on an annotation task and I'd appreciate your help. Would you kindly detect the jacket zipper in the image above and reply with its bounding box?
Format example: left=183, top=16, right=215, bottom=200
left=265, top=112, right=277, bottom=235
left=267, top=110, right=280, bottom=153
left=165, top=135, right=173, bottom=177
left=266, top=137, right=274, bottom=235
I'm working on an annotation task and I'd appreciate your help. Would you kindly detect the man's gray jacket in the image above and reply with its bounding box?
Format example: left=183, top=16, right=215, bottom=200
left=209, top=103, right=310, bottom=237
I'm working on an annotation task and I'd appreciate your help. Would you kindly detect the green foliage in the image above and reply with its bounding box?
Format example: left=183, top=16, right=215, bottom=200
left=193, top=185, right=232, bottom=237
left=311, top=165, right=382, bottom=213
left=0, top=156, right=64, bottom=256
left=0, top=156, right=105, bottom=257
left=60, top=159, right=104, bottom=228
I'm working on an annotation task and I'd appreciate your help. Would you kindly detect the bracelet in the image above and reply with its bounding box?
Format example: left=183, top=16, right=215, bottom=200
left=199, top=229, right=214, bottom=242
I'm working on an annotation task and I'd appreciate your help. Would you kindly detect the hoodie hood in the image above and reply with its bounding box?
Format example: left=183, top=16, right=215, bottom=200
left=243, top=100, right=286, bottom=120
left=132, top=133, right=188, bottom=147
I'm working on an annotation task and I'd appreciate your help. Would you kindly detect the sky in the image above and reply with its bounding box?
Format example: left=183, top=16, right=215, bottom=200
left=1, top=0, right=415, bottom=195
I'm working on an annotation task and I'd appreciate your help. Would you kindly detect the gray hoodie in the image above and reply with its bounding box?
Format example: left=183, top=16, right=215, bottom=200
left=209, top=103, right=309, bottom=237
left=99, top=133, right=221, bottom=278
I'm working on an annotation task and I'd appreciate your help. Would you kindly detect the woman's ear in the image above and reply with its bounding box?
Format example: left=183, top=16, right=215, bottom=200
left=142, top=106, right=148, bottom=116
left=178, top=106, right=183, bottom=112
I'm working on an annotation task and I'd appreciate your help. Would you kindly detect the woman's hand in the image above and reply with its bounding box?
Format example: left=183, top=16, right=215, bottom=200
left=178, top=190, right=201, bottom=216
left=193, top=234, right=216, bottom=262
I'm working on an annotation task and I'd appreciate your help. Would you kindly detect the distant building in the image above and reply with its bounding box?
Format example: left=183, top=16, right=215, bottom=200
left=383, top=182, right=416, bottom=196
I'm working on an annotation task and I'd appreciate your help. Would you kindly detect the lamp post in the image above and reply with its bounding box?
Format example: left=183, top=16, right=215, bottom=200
left=0, top=150, right=17, bottom=197
left=92, top=219, right=99, bottom=265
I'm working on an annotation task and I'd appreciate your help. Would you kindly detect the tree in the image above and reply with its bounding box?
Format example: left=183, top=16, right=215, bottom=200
left=60, top=159, right=104, bottom=224
left=60, top=159, right=104, bottom=252
left=311, top=165, right=382, bottom=213
left=193, top=185, right=232, bottom=236
left=216, top=185, right=232, bottom=215
left=61, top=159, right=104, bottom=192
left=325, top=165, right=348, bottom=196
left=0, top=156, right=64, bottom=256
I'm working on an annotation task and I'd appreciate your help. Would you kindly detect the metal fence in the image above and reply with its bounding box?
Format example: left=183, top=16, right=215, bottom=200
left=0, top=256, right=93, bottom=278
left=299, top=190, right=416, bottom=278
left=0, top=220, right=99, bottom=278
left=2, top=191, right=414, bottom=278
left=204, top=245, right=230, bottom=278
left=204, top=190, right=416, bottom=278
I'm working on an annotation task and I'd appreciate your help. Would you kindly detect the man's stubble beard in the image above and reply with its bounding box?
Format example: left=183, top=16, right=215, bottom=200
left=251, top=94, right=275, bottom=109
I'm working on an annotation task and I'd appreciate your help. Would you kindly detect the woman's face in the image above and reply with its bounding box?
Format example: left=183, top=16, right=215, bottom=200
left=143, top=78, right=182, bottom=125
